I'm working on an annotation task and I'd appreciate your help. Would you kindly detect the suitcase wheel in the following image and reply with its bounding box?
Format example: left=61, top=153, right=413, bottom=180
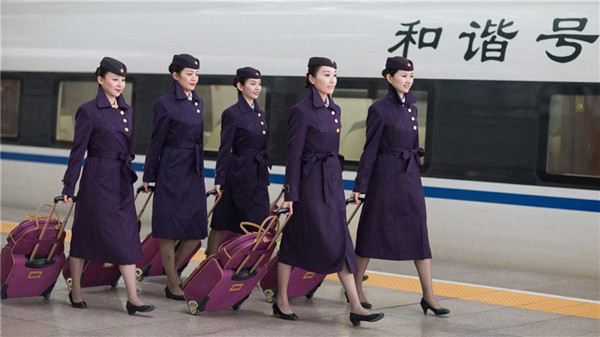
left=232, top=294, right=250, bottom=310
left=264, top=289, right=275, bottom=303
left=135, top=268, right=144, bottom=281
left=42, top=282, right=56, bottom=300
left=363, top=274, right=369, bottom=282
left=110, top=275, right=120, bottom=288
left=188, top=300, right=199, bottom=315
left=65, top=277, right=73, bottom=291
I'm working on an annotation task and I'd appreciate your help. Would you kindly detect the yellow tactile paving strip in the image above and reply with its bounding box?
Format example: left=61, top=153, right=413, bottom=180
left=2, top=221, right=598, bottom=320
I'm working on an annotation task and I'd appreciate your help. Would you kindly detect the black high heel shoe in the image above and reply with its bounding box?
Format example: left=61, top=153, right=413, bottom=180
left=165, top=286, right=185, bottom=301
left=272, top=302, right=298, bottom=321
left=420, top=298, right=450, bottom=316
left=344, top=291, right=373, bottom=309
left=68, top=291, right=87, bottom=309
left=349, top=312, right=384, bottom=326
left=126, top=301, right=155, bottom=315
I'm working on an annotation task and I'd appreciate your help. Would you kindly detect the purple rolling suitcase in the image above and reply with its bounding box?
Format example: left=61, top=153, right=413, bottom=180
left=134, top=189, right=219, bottom=281
left=61, top=187, right=153, bottom=289
left=259, top=197, right=364, bottom=303
left=183, top=208, right=290, bottom=314
left=1, top=196, right=76, bottom=299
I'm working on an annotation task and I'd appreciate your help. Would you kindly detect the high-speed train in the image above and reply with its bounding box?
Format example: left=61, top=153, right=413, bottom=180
left=1, top=1, right=599, bottom=280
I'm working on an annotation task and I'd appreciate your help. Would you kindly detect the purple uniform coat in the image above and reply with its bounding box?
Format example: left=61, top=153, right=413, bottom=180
left=143, top=81, right=207, bottom=239
left=281, top=86, right=357, bottom=275
left=62, top=87, right=142, bottom=265
left=210, top=93, right=270, bottom=233
left=353, top=86, right=431, bottom=260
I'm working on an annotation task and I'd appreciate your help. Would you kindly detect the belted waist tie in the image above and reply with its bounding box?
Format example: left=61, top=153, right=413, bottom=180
left=301, top=151, right=341, bottom=203
left=164, top=138, right=203, bottom=176
left=87, top=149, right=138, bottom=200
left=233, top=148, right=272, bottom=186
left=379, top=147, right=425, bottom=173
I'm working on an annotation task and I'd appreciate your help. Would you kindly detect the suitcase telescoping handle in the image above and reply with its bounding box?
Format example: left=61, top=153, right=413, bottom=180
left=206, top=189, right=221, bottom=219
left=345, top=196, right=365, bottom=225
left=135, top=185, right=155, bottom=221
left=30, top=195, right=77, bottom=263
left=238, top=207, right=290, bottom=276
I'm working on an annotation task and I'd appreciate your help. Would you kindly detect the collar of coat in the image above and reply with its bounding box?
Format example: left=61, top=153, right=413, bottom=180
left=95, top=86, right=127, bottom=109
left=173, top=80, right=200, bottom=102
left=386, top=84, right=416, bottom=106
left=237, top=92, right=260, bottom=114
left=309, top=85, right=340, bottom=113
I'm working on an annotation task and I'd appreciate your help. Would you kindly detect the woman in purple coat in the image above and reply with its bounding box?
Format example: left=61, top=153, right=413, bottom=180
left=276, top=57, right=384, bottom=327
left=62, top=57, right=154, bottom=315
left=205, top=67, right=270, bottom=256
left=350, top=56, right=449, bottom=316
left=141, top=54, right=207, bottom=301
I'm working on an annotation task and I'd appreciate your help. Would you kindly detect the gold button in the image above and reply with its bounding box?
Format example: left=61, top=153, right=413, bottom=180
left=120, top=110, right=125, bottom=115
left=258, top=113, right=261, bottom=117
left=260, top=121, right=264, bottom=125
left=123, top=118, right=127, bottom=123
left=195, top=102, right=198, bottom=106
left=334, top=118, right=338, bottom=123
left=331, top=111, right=335, bottom=115
left=262, top=130, right=266, bottom=135
left=124, top=127, right=130, bottom=132
left=411, top=117, right=415, bottom=121
left=336, top=128, right=340, bottom=133
left=413, top=125, right=417, bottom=130
left=196, top=109, right=200, bottom=113
left=408, top=108, right=412, bottom=112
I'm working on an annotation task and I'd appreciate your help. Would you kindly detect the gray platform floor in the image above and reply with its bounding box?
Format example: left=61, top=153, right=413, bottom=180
left=1, top=206, right=599, bottom=336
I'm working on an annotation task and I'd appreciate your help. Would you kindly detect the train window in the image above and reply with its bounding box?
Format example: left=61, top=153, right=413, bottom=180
left=197, top=84, right=267, bottom=152
left=337, top=88, right=428, bottom=162
left=1, top=79, right=21, bottom=138
left=546, top=94, right=600, bottom=178
left=56, top=81, right=134, bottom=141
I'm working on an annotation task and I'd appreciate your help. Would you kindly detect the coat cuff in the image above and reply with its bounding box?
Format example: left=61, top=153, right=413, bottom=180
left=62, top=185, right=75, bottom=197
left=214, top=175, right=226, bottom=185
left=143, top=167, right=157, bottom=182
left=284, top=184, right=298, bottom=201
left=353, top=181, right=368, bottom=194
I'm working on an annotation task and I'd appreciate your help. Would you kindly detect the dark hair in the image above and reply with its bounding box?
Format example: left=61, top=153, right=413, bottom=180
left=95, top=66, right=109, bottom=78
left=168, top=64, right=185, bottom=74
left=232, top=76, right=248, bottom=91
left=304, top=65, right=322, bottom=88
left=381, top=67, right=399, bottom=79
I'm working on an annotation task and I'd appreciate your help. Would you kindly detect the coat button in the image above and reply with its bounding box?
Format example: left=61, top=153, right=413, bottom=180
left=123, top=118, right=127, bottom=123
left=413, top=125, right=417, bottom=130
left=336, top=128, right=340, bottom=133
left=408, top=108, right=412, bottom=112
left=258, top=113, right=261, bottom=117
left=331, top=111, right=335, bottom=115
left=195, top=102, right=198, bottom=106
left=124, top=127, right=130, bottom=132
left=334, top=118, right=338, bottom=123
left=262, top=130, right=266, bottom=135
left=120, top=110, right=125, bottom=115
left=260, top=121, right=264, bottom=125
left=411, top=117, right=415, bottom=121
left=196, top=109, right=200, bottom=113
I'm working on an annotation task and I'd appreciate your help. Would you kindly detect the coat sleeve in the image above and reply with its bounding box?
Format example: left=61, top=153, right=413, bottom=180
left=61, top=106, right=93, bottom=196
left=143, top=100, right=170, bottom=182
left=284, top=106, right=308, bottom=201
left=214, top=110, right=236, bottom=186
left=353, top=105, right=384, bottom=193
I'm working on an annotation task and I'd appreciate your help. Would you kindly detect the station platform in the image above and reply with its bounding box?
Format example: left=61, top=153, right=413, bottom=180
left=1, top=208, right=598, bottom=337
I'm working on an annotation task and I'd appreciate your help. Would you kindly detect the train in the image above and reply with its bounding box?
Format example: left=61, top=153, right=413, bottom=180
left=1, top=1, right=598, bottom=280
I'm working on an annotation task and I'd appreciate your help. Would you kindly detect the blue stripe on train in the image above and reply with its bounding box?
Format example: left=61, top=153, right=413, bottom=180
left=2, top=151, right=599, bottom=213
